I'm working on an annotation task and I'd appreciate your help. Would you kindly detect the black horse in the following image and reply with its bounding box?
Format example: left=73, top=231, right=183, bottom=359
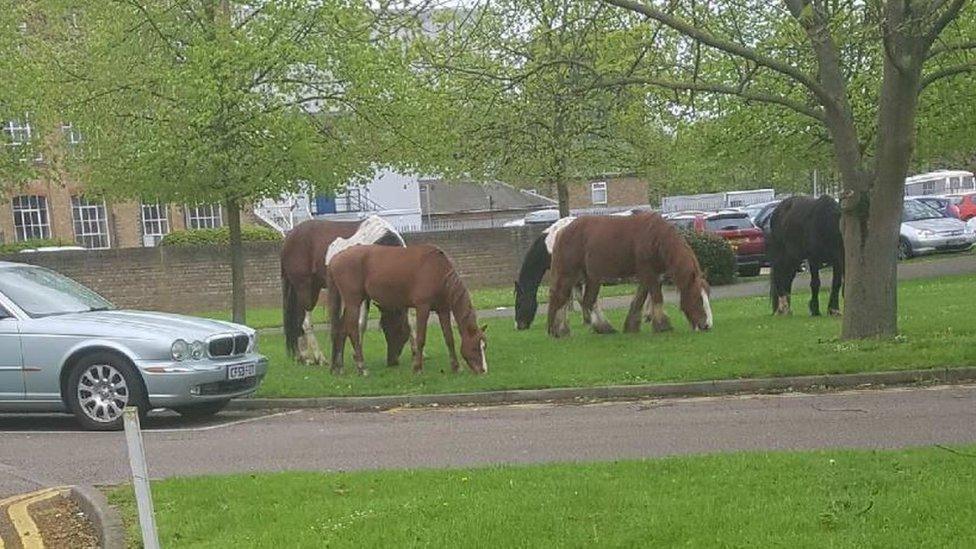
left=767, top=195, right=844, bottom=316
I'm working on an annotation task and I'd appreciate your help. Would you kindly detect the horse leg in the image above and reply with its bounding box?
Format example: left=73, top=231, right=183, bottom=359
left=808, top=262, right=822, bottom=316
left=581, top=278, right=615, bottom=334
left=412, top=306, right=430, bottom=373
left=438, top=310, right=461, bottom=373
left=828, top=260, right=843, bottom=316
left=546, top=275, right=575, bottom=338
left=329, top=311, right=346, bottom=376
left=343, top=300, right=368, bottom=376
left=648, top=278, right=673, bottom=332
left=773, top=260, right=797, bottom=315
left=573, top=283, right=590, bottom=325
left=624, top=283, right=649, bottom=333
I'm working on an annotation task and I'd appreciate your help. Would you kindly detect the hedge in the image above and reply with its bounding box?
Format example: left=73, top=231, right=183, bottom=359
left=681, top=229, right=737, bottom=286
left=0, top=238, right=74, bottom=256
left=159, top=226, right=282, bottom=247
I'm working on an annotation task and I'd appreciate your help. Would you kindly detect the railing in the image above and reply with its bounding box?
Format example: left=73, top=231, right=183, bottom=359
left=254, top=195, right=313, bottom=234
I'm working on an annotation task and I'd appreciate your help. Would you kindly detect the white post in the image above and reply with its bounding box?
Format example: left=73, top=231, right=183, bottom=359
left=123, top=407, right=161, bottom=549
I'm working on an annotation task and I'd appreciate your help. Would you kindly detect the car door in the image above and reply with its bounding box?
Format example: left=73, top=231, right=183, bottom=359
left=0, top=304, right=24, bottom=400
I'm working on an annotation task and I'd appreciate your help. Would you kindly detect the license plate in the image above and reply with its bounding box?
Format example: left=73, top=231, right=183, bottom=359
left=227, top=363, right=257, bottom=380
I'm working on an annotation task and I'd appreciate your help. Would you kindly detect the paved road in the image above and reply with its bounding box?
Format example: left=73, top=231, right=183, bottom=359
left=2, top=384, right=974, bottom=496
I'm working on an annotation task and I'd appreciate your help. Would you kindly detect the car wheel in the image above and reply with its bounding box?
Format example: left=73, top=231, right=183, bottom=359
left=898, top=238, right=913, bottom=260
left=738, top=265, right=762, bottom=277
left=66, top=352, right=147, bottom=431
left=172, top=400, right=230, bottom=419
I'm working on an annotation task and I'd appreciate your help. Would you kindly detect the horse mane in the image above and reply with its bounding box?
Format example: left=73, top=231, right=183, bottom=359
left=443, top=263, right=479, bottom=335
left=326, top=215, right=403, bottom=265
left=517, top=233, right=551, bottom=293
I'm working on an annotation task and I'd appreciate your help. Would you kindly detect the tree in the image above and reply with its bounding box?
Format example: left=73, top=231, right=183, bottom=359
left=597, top=0, right=976, bottom=339
left=417, top=1, right=666, bottom=216
left=41, top=0, right=424, bottom=323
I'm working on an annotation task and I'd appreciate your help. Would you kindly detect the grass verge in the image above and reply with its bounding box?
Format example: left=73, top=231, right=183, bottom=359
left=252, top=274, right=975, bottom=398
left=109, top=445, right=976, bottom=547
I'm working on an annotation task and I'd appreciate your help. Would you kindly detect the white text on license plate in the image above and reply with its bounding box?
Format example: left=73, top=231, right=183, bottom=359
left=227, top=363, right=256, bottom=380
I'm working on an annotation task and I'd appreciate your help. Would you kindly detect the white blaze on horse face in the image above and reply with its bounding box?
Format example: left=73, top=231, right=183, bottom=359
left=480, top=340, right=488, bottom=373
left=701, top=289, right=713, bottom=329
left=325, top=215, right=404, bottom=265
left=543, top=216, right=577, bottom=254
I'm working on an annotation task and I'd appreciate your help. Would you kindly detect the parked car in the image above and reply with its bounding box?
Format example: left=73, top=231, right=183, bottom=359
left=947, top=192, right=976, bottom=220
left=899, top=199, right=975, bottom=259
left=666, top=211, right=767, bottom=276
left=0, top=262, right=268, bottom=430
left=742, top=200, right=781, bottom=232
left=914, top=195, right=961, bottom=219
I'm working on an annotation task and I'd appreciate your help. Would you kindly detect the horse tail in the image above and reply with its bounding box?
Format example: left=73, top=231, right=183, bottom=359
left=282, top=271, right=304, bottom=358
left=327, top=272, right=343, bottom=339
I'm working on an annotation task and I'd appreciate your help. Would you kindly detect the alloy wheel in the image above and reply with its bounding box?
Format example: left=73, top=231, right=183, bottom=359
left=77, top=364, right=130, bottom=424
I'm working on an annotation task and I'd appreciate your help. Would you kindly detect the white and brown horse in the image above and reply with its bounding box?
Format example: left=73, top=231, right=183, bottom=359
left=327, top=244, right=487, bottom=376
left=547, top=213, right=713, bottom=337
left=280, top=216, right=410, bottom=366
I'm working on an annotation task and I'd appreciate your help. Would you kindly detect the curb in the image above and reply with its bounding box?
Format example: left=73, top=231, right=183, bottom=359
left=229, top=366, right=976, bottom=411
left=67, top=485, right=125, bottom=549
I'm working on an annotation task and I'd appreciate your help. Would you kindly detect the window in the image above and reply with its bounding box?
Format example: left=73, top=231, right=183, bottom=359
left=705, top=215, right=755, bottom=231
left=71, top=196, right=111, bottom=249
left=61, top=123, right=82, bottom=145
left=12, top=196, right=51, bottom=241
left=922, top=180, right=937, bottom=195
left=3, top=119, right=32, bottom=146
left=591, top=182, right=608, bottom=205
left=964, top=176, right=975, bottom=190
left=141, top=203, right=170, bottom=246
left=186, top=204, right=223, bottom=229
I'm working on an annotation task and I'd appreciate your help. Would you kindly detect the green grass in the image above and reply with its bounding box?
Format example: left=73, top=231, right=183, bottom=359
left=253, top=274, right=976, bottom=398
left=109, top=445, right=976, bottom=547
left=195, top=283, right=643, bottom=329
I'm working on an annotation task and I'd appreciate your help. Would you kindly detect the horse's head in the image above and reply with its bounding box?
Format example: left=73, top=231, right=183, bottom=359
left=514, top=281, right=538, bottom=330
left=460, top=324, right=489, bottom=374
left=679, top=272, right=713, bottom=331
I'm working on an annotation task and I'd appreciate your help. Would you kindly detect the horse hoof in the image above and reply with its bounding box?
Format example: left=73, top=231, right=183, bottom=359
left=829, top=308, right=842, bottom=317
left=652, top=319, right=673, bottom=333
left=593, top=323, right=617, bottom=335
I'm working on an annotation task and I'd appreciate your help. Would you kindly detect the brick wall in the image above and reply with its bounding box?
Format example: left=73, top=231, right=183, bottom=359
left=566, top=176, right=650, bottom=209
left=0, top=225, right=547, bottom=313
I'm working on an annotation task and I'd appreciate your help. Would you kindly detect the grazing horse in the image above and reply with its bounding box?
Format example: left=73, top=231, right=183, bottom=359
left=515, top=216, right=645, bottom=330
left=767, top=195, right=844, bottom=316
left=327, top=244, right=487, bottom=376
left=280, top=217, right=410, bottom=367
left=547, top=213, right=713, bottom=337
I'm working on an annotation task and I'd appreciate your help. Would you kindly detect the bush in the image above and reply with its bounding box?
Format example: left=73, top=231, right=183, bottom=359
left=160, top=225, right=282, bottom=247
left=680, top=229, right=737, bottom=286
left=0, top=238, right=74, bottom=256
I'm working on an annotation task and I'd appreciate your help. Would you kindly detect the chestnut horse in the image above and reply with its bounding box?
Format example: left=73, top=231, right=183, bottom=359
left=280, top=217, right=410, bottom=367
left=327, top=244, right=487, bottom=376
left=547, top=213, right=713, bottom=337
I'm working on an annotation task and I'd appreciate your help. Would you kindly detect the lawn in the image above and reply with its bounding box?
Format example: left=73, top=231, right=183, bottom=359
left=109, top=444, right=976, bottom=547
left=252, top=274, right=976, bottom=398
left=196, top=282, right=642, bottom=329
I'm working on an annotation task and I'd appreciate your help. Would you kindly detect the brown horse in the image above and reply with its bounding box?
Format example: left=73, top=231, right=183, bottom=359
left=280, top=217, right=410, bottom=367
left=327, top=244, right=487, bottom=376
left=547, top=213, right=712, bottom=337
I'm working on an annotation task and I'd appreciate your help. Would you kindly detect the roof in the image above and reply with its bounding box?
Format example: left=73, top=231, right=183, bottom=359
left=420, top=180, right=556, bottom=215
left=906, top=170, right=974, bottom=183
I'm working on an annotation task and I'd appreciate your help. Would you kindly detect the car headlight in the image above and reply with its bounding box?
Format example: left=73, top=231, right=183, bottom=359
left=171, top=339, right=190, bottom=361
left=190, top=340, right=206, bottom=360
left=247, top=334, right=257, bottom=353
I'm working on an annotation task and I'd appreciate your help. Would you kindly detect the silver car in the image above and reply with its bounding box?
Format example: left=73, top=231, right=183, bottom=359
left=900, top=199, right=976, bottom=259
left=0, top=262, right=268, bottom=430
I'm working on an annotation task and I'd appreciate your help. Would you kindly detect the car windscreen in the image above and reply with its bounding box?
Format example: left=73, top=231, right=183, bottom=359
left=669, top=218, right=695, bottom=229
left=705, top=216, right=754, bottom=231
left=0, top=266, right=114, bottom=318
left=903, top=200, right=944, bottom=222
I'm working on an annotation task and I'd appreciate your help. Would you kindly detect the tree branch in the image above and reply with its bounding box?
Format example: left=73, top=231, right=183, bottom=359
left=925, top=0, right=967, bottom=47
left=600, top=0, right=832, bottom=106
left=927, top=39, right=976, bottom=59
left=919, top=58, right=976, bottom=90
left=597, top=76, right=826, bottom=121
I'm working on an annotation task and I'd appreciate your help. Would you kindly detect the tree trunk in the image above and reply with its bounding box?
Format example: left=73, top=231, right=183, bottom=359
left=226, top=197, right=246, bottom=325
left=556, top=180, right=570, bottom=217
left=839, top=48, right=922, bottom=339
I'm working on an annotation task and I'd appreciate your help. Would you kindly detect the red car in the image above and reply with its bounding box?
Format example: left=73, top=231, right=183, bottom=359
left=948, top=193, right=976, bottom=221
left=667, top=210, right=767, bottom=276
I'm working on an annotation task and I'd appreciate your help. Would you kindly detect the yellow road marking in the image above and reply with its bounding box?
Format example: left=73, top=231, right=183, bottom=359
left=0, top=487, right=68, bottom=549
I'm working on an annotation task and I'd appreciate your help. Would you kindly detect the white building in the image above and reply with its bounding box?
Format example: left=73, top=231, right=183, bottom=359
left=904, top=170, right=975, bottom=197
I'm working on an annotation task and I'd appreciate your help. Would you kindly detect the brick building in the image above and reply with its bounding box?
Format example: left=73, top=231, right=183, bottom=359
left=0, top=177, right=258, bottom=249
left=538, top=174, right=651, bottom=210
